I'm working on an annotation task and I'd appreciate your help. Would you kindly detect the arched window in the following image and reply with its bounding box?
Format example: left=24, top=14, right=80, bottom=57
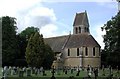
left=68, top=49, right=70, bottom=56
left=75, top=27, right=78, bottom=34
left=77, top=48, right=79, bottom=56
left=93, top=47, right=95, bottom=56
left=85, top=47, right=88, bottom=56
left=79, top=27, right=81, bottom=33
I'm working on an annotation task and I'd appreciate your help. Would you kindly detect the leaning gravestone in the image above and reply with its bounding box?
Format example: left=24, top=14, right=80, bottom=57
left=26, top=67, right=31, bottom=76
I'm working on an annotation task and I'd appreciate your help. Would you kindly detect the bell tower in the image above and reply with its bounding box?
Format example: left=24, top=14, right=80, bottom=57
left=73, top=11, right=90, bottom=35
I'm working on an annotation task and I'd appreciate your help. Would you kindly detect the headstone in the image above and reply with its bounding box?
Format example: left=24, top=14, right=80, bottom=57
left=109, top=66, right=113, bottom=77
left=65, top=69, right=67, bottom=74
left=102, top=65, right=105, bottom=76
left=35, top=68, right=38, bottom=75
left=19, top=68, right=24, bottom=77
left=3, top=66, right=8, bottom=79
left=13, top=66, right=17, bottom=75
left=57, top=67, right=60, bottom=75
left=71, top=68, right=73, bottom=74
left=107, top=66, right=113, bottom=79
left=32, top=67, right=36, bottom=74
left=7, top=66, right=11, bottom=75
left=26, top=67, right=31, bottom=76
left=87, top=65, right=90, bottom=77
left=94, top=68, right=98, bottom=79
left=23, top=67, right=26, bottom=73
left=116, top=66, right=119, bottom=77
left=42, top=69, right=46, bottom=76
left=11, top=67, right=14, bottom=75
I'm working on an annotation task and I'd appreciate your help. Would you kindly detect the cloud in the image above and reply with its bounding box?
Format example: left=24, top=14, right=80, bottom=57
left=0, top=0, right=42, bottom=17
left=40, top=24, right=58, bottom=37
left=0, top=0, right=68, bottom=38
left=24, top=7, right=56, bottom=28
left=91, top=24, right=106, bottom=49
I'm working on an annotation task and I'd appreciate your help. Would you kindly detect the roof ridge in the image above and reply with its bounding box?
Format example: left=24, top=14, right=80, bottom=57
left=45, top=35, right=68, bottom=39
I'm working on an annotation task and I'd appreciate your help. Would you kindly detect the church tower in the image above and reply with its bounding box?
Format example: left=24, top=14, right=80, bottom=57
left=73, top=11, right=90, bottom=34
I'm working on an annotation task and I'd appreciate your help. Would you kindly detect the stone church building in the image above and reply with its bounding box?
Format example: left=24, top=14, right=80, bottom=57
left=45, top=11, right=101, bottom=68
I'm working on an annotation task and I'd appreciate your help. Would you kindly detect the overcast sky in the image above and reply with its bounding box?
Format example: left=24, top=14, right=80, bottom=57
left=0, top=0, right=118, bottom=49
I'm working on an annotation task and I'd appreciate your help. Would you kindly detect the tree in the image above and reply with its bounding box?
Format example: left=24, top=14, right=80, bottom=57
left=25, top=32, right=46, bottom=67
left=2, top=16, right=19, bottom=66
left=18, top=27, right=39, bottom=59
left=42, top=44, right=54, bottom=69
left=101, top=11, right=120, bottom=68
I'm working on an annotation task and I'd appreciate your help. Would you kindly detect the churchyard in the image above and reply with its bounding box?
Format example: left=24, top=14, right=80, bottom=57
left=1, top=66, right=120, bottom=79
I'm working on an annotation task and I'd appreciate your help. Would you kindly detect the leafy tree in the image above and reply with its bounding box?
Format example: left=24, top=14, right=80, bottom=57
left=18, top=27, right=39, bottom=59
left=2, top=16, right=19, bottom=66
left=25, top=32, right=46, bottom=67
left=42, top=44, right=54, bottom=69
left=101, top=11, right=120, bottom=68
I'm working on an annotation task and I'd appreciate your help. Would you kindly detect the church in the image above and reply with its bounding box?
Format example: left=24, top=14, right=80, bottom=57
left=45, top=11, right=101, bottom=68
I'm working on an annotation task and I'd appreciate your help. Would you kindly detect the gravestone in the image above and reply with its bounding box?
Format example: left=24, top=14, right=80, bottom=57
left=3, top=66, right=8, bottom=79
left=42, top=69, right=46, bottom=76
left=65, top=69, right=67, bottom=74
left=26, top=67, right=31, bottom=76
left=40, top=67, right=43, bottom=73
left=102, top=65, right=105, bottom=76
left=94, top=68, right=98, bottom=79
left=19, top=68, right=24, bottom=77
left=32, top=67, right=36, bottom=74
left=115, top=66, right=119, bottom=77
left=7, top=66, right=11, bottom=75
left=23, top=67, right=26, bottom=73
left=71, top=68, right=73, bottom=74
left=35, top=68, right=38, bottom=75
left=13, top=66, right=17, bottom=75
left=57, top=67, right=60, bottom=75
left=87, top=65, right=90, bottom=77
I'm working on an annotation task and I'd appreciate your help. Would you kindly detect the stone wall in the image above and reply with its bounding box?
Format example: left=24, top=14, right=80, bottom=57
left=63, top=47, right=101, bottom=67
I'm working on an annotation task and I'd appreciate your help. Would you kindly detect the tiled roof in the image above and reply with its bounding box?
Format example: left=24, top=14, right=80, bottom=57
left=73, top=11, right=89, bottom=26
left=44, top=34, right=100, bottom=52
left=44, top=35, right=69, bottom=52
left=65, top=34, right=100, bottom=48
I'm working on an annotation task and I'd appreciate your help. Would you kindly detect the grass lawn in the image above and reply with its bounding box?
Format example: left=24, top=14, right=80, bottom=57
left=1, top=68, right=120, bottom=79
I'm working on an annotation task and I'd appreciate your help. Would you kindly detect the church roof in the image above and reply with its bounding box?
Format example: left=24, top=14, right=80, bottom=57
left=73, top=11, right=89, bottom=26
left=44, top=34, right=100, bottom=52
left=44, top=35, right=68, bottom=52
